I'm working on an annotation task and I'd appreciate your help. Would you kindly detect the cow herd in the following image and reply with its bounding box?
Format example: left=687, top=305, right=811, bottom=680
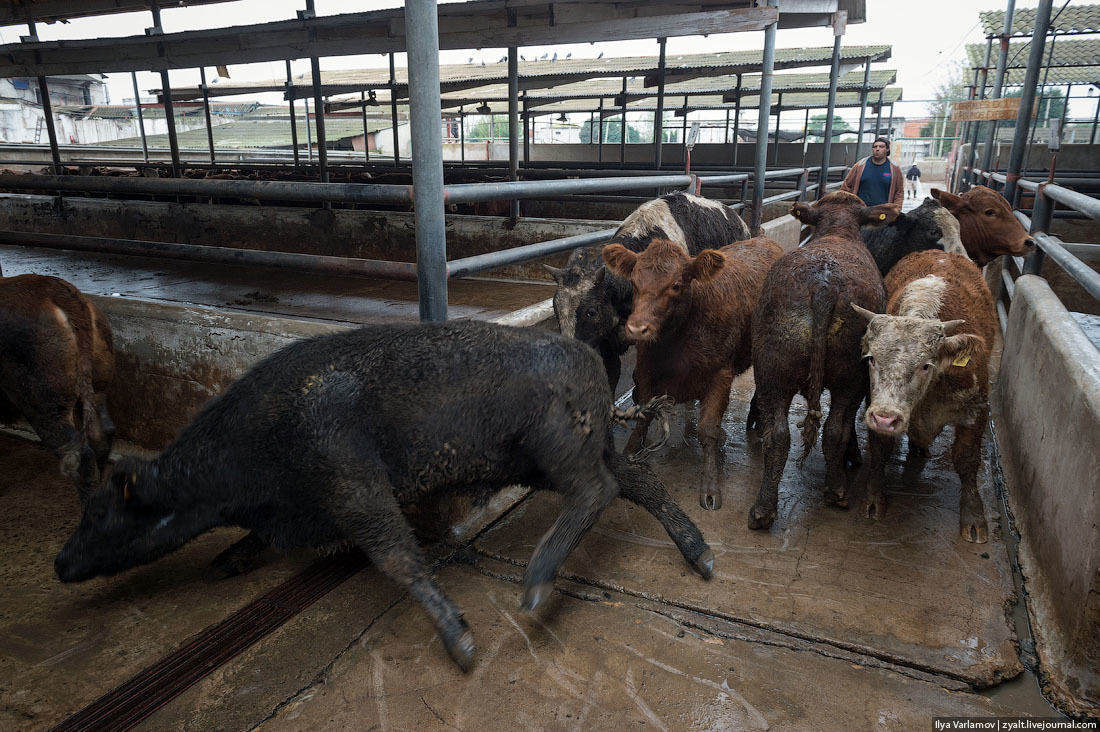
left=0, top=184, right=1033, bottom=671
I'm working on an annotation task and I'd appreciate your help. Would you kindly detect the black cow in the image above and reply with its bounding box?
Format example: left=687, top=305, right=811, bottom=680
left=861, top=198, right=946, bottom=277
left=547, top=191, right=749, bottom=389
left=55, top=321, right=713, bottom=671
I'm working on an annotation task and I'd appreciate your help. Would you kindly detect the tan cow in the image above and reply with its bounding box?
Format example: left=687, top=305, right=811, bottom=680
left=853, top=250, right=996, bottom=543
left=931, top=186, right=1034, bottom=266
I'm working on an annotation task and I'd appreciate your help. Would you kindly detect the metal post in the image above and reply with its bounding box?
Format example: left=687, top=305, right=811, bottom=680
left=309, top=57, right=329, bottom=182
left=26, top=34, right=61, bottom=174
left=981, top=0, right=1017, bottom=178
left=886, top=103, right=894, bottom=141
left=964, top=39, right=991, bottom=187
left=1022, top=186, right=1051, bottom=274
left=802, top=107, right=811, bottom=166
left=522, top=95, right=530, bottom=165
left=360, top=92, right=370, bottom=161
left=148, top=4, right=181, bottom=176
left=620, top=77, right=628, bottom=164
left=389, top=53, right=400, bottom=166
left=131, top=71, right=149, bottom=163
left=724, top=109, right=730, bottom=145
left=304, top=96, right=313, bottom=161
left=874, top=88, right=884, bottom=142
left=460, top=105, right=465, bottom=162
left=654, top=37, right=667, bottom=169
left=1091, top=94, right=1100, bottom=144
left=771, top=94, right=782, bottom=165
left=732, top=74, right=742, bottom=166
left=508, top=45, right=519, bottom=218
left=406, top=0, right=448, bottom=321
left=597, top=99, right=604, bottom=163
left=681, top=96, right=688, bottom=145
left=286, top=61, right=300, bottom=167
left=818, top=29, right=844, bottom=197
left=199, top=67, right=216, bottom=164
left=1004, top=0, right=1052, bottom=204
left=751, top=0, right=777, bottom=234
left=856, top=58, right=872, bottom=159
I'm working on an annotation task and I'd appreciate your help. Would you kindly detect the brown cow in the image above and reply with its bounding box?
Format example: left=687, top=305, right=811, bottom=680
left=930, top=186, right=1034, bottom=266
left=603, top=236, right=783, bottom=510
left=747, top=192, right=897, bottom=530
left=853, top=250, right=995, bottom=543
left=0, top=275, right=115, bottom=500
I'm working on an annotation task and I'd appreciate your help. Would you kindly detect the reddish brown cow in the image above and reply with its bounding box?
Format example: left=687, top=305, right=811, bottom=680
left=603, top=236, right=783, bottom=510
left=853, top=250, right=995, bottom=543
left=0, top=275, right=115, bottom=500
left=931, top=186, right=1034, bottom=266
left=747, top=192, right=897, bottom=530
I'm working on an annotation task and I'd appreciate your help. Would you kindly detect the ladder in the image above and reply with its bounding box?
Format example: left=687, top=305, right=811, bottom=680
left=33, top=117, right=43, bottom=144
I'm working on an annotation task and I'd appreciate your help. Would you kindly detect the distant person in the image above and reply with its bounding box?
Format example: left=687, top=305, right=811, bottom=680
left=842, top=137, right=904, bottom=208
left=906, top=163, right=922, bottom=199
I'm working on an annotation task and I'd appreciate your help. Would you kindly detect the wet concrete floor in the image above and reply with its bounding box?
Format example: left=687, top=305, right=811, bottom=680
left=0, top=368, right=1053, bottom=731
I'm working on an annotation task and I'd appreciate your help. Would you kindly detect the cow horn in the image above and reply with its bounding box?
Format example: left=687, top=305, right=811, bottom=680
left=543, top=264, right=564, bottom=284
left=851, top=303, right=878, bottom=322
left=941, top=319, right=967, bottom=334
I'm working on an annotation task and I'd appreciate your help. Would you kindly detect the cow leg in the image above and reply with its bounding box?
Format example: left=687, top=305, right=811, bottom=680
left=23, top=408, right=97, bottom=502
left=902, top=422, right=936, bottom=483
left=623, top=376, right=654, bottom=455
left=210, top=530, right=269, bottom=577
left=605, top=451, right=713, bottom=578
left=821, top=395, right=861, bottom=507
left=87, top=392, right=115, bottom=478
left=522, top=462, right=617, bottom=612
left=746, top=393, right=760, bottom=432
left=952, top=422, right=988, bottom=544
left=338, top=476, right=475, bottom=671
left=861, top=430, right=896, bottom=520
left=748, top=390, right=795, bottom=530
left=697, top=368, right=733, bottom=510
left=598, top=340, right=622, bottom=393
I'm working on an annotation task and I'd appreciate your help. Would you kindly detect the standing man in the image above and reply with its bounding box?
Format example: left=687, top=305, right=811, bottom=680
left=841, top=137, right=904, bottom=207
left=905, top=162, right=922, bottom=199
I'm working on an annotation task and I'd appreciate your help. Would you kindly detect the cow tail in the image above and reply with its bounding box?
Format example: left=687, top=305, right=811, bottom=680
left=611, top=394, right=675, bottom=462
left=798, top=272, right=839, bottom=466
left=58, top=287, right=100, bottom=441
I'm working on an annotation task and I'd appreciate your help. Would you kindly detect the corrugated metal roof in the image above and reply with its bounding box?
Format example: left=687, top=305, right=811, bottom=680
left=55, top=102, right=260, bottom=119
left=980, top=5, right=1100, bottom=36
left=527, top=88, right=903, bottom=115
left=967, top=38, right=1100, bottom=69
left=1000, top=64, right=1100, bottom=86
left=97, top=117, right=393, bottom=149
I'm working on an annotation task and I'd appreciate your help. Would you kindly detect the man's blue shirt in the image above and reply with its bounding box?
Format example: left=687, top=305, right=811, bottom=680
left=858, top=158, right=893, bottom=206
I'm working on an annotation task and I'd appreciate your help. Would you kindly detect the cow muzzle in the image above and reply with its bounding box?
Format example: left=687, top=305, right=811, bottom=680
left=866, top=408, right=906, bottom=436
left=625, top=320, right=655, bottom=341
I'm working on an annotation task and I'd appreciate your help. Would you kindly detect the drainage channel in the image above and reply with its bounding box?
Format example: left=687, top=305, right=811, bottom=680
left=49, top=551, right=367, bottom=732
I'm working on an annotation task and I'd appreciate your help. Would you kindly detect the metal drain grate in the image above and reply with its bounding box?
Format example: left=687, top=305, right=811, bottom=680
left=50, top=550, right=367, bottom=732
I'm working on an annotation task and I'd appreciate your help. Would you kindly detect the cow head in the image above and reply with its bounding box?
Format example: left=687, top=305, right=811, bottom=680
left=573, top=268, right=629, bottom=350
left=545, top=263, right=601, bottom=338
left=853, top=303, right=985, bottom=436
left=603, top=239, right=725, bottom=343
left=55, top=457, right=197, bottom=583
left=931, top=186, right=1034, bottom=266
left=792, top=192, right=900, bottom=236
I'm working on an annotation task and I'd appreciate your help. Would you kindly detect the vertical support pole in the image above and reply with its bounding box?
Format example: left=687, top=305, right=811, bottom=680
left=310, top=57, right=329, bottom=182
left=460, top=105, right=465, bottom=162
left=1022, top=185, right=1050, bottom=275
left=771, top=94, right=782, bottom=165
left=523, top=95, right=530, bottom=165
left=304, top=97, right=313, bottom=161
left=407, top=0, right=448, bottom=321
left=1091, top=93, right=1100, bottom=144
left=856, top=58, right=872, bottom=159
left=751, top=0, right=777, bottom=235
left=390, top=53, right=400, bottom=166
left=654, top=38, right=667, bottom=169
left=620, top=77, right=628, bottom=164
left=286, top=61, right=300, bottom=167
left=360, top=91, right=370, bottom=162
left=24, top=21, right=61, bottom=174
left=802, top=107, right=810, bottom=166
left=149, top=3, right=180, bottom=176
left=818, top=19, right=845, bottom=198
left=597, top=99, right=604, bottom=163
left=199, top=66, right=215, bottom=165
left=724, top=108, right=730, bottom=145
left=981, top=0, right=1017, bottom=178
left=964, top=38, right=991, bottom=187
left=874, top=88, right=884, bottom=142
left=508, top=40, right=520, bottom=218
left=732, top=74, right=741, bottom=167
left=131, top=71, right=149, bottom=163
left=1004, top=0, right=1052, bottom=204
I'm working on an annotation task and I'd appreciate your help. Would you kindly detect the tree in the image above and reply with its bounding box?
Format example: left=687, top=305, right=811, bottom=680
left=1000, top=87, right=1066, bottom=128
left=806, top=113, right=851, bottom=142
left=920, top=62, right=967, bottom=157
left=467, top=115, right=509, bottom=141
left=579, top=118, right=644, bottom=143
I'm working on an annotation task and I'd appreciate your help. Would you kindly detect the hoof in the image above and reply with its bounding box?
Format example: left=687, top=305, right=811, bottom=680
left=747, top=506, right=775, bottom=530
left=824, top=489, right=848, bottom=508
left=862, top=496, right=886, bottom=520
left=693, top=549, right=715, bottom=580
left=520, top=582, right=554, bottom=612
left=960, top=521, right=989, bottom=544
left=210, top=550, right=254, bottom=578
left=447, top=629, right=476, bottom=672
left=699, top=490, right=722, bottom=511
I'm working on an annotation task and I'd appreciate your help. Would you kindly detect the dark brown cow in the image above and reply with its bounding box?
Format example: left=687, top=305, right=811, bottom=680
left=931, top=186, right=1034, bottom=266
left=0, top=275, right=115, bottom=499
left=604, top=236, right=783, bottom=510
left=747, top=192, right=897, bottom=530
left=853, top=250, right=995, bottom=543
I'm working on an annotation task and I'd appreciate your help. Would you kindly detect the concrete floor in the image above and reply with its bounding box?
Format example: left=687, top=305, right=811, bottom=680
left=0, top=368, right=1048, bottom=731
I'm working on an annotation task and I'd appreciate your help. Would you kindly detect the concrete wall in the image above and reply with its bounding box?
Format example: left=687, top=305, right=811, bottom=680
left=995, top=275, right=1100, bottom=718
left=761, top=213, right=801, bottom=253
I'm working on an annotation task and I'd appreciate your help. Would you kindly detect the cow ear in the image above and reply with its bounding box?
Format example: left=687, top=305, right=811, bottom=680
left=593, top=267, right=606, bottom=286
left=851, top=303, right=879, bottom=322
left=543, top=264, right=565, bottom=285
left=602, top=244, right=638, bottom=278
left=860, top=204, right=900, bottom=227
left=790, top=202, right=819, bottom=225
left=689, top=249, right=726, bottom=284
left=938, top=333, right=984, bottom=370
left=931, top=188, right=963, bottom=212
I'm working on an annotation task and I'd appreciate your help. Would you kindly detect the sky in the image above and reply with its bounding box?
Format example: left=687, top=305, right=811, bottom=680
left=0, top=0, right=1070, bottom=125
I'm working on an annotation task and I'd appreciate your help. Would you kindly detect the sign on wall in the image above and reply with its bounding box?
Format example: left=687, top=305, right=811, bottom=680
left=952, top=98, right=1033, bottom=122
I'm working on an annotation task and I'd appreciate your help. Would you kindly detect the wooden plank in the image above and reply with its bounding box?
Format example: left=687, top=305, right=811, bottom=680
left=953, top=97, right=1032, bottom=121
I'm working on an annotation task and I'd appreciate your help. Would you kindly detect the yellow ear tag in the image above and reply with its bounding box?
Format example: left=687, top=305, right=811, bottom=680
left=952, top=353, right=971, bottom=367
left=124, top=483, right=131, bottom=500
left=794, top=210, right=801, bottom=218
left=879, top=213, right=886, bottom=220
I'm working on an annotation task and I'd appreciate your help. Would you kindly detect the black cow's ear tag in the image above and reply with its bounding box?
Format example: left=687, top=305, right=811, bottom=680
left=879, top=213, right=886, bottom=220
left=124, top=473, right=136, bottom=500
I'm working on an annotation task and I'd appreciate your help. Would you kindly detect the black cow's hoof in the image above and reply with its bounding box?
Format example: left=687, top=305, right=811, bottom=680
left=699, top=490, right=722, bottom=511
left=693, top=549, right=715, bottom=580
left=747, top=506, right=776, bottom=530
left=520, top=582, right=554, bottom=612
left=824, top=488, right=849, bottom=508
left=447, top=630, right=476, bottom=672
left=960, top=520, right=989, bottom=544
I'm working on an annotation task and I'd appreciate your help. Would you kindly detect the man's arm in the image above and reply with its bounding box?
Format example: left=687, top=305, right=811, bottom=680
left=841, top=163, right=860, bottom=193
left=890, top=163, right=905, bottom=206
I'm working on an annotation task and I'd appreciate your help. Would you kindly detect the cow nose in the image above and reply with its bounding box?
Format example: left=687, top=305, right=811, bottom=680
left=1025, top=237, right=1036, bottom=249
left=625, top=322, right=649, bottom=339
left=868, top=410, right=902, bottom=434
